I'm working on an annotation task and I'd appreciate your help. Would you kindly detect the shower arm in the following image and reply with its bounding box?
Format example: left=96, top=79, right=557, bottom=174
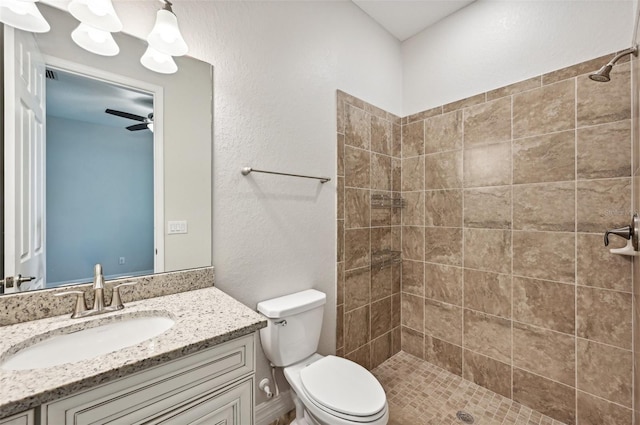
left=605, top=46, right=638, bottom=66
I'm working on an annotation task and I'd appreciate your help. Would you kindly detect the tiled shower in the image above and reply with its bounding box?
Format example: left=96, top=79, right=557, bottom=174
left=338, top=52, right=638, bottom=424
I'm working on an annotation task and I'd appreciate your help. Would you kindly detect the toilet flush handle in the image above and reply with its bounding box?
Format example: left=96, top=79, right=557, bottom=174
left=274, top=319, right=287, bottom=327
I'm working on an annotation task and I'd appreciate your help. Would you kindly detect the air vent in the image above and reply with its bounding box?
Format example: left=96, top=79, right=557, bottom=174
left=45, top=69, right=57, bottom=80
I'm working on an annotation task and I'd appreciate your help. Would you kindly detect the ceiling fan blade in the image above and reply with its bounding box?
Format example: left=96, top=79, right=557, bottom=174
left=105, top=108, right=146, bottom=122
left=126, top=123, right=150, bottom=131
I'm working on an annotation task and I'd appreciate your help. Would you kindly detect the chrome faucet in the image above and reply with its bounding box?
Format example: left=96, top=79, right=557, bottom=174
left=55, top=264, right=137, bottom=319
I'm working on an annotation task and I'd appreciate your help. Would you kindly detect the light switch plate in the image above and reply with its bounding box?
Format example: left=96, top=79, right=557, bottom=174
left=167, top=220, right=188, bottom=234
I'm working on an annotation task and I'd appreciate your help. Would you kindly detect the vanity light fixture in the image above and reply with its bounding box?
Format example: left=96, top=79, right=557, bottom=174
left=140, top=45, right=178, bottom=74
left=0, top=0, right=50, bottom=33
left=146, top=0, right=188, bottom=57
left=71, top=22, right=119, bottom=56
left=68, top=0, right=122, bottom=32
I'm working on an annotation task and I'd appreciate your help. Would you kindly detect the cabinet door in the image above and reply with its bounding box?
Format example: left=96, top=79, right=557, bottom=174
left=0, top=410, right=34, bottom=425
left=144, top=377, right=253, bottom=425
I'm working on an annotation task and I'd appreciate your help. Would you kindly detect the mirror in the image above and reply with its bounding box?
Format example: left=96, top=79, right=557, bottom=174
left=1, top=4, right=213, bottom=294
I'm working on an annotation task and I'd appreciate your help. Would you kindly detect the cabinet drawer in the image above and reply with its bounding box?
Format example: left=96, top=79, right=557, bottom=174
left=0, top=410, right=34, bottom=425
left=145, top=377, right=253, bottom=425
left=42, top=334, right=255, bottom=425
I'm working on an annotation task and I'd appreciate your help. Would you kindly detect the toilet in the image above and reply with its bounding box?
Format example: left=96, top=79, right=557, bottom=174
left=257, top=289, right=389, bottom=425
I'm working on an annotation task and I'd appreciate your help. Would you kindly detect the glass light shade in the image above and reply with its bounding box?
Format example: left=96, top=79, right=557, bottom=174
left=146, top=9, right=187, bottom=56
left=68, top=0, right=122, bottom=32
left=140, top=45, right=177, bottom=74
left=71, top=23, right=119, bottom=56
left=0, top=0, right=50, bottom=33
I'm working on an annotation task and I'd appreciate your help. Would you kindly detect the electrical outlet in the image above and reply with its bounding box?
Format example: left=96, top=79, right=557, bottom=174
left=119, top=257, right=125, bottom=265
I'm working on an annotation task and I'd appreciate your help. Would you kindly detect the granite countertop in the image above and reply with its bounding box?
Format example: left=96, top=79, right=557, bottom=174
left=0, top=287, right=267, bottom=418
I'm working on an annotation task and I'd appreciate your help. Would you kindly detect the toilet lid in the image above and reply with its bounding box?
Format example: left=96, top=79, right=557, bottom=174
left=299, top=355, right=386, bottom=417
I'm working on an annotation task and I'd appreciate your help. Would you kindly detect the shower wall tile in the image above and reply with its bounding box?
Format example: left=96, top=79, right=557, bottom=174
left=401, top=293, right=424, bottom=331
left=577, top=62, right=631, bottom=127
left=463, top=186, right=511, bottom=229
left=512, top=322, right=575, bottom=386
left=424, top=263, right=462, bottom=306
left=371, top=153, right=391, bottom=191
left=486, top=76, right=541, bottom=100
left=542, top=52, right=614, bottom=85
left=401, top=260, right=424, bottom=296
left=345, top=103, right=370, bottom=149
left=424, top=298, right=462, bottom=346
left=463, top=142, right=512, bottom=187
left=463, top=97, right=512, bottom=147
left=463, top=309, right=511, bottom=363
left=513, top=368, right=576, bottom=425
left=402, top=156, right=425, bottom=191
left=576, top=286, right=632, bottom=349
left=371, top=115, right=392, bottom=155
left=512, top=231, right=575, bottom=283
left=407, top=105, right=442, bottom=123
left=577, top=233, right=632, bottom=292
left=512, top=79, right=575, bottom=139
left=463, top=350, right=512, bottom=398
left=402, top=191, right=425, bottom=226
left=512, top=182, right=575, bottom=231
left=463, top=228, right=511, bottom=274
left=577, top=120, right=632, bottom=179
left=336, top=92, right=400, bottom=367
left=344, top=146, right=370, bottom=188
left=463, top=269, right=511, bottom=318
left=402, top=226, right=425, bottom=261
left=512, top=277, right=575, bottom=334
left=424, top=189, right=462, bottom=227
left=576, top=177, right=631, bottom=233
left=425, top=150, right=462, bottom=189
left=577, top=338, right=632, bottom=407
left=512, top=130, right=575, bottom=184
left=424, top=335, right=462, bottom=376
left=401, top=326, right=424, bottom=359
left=443, top=92, right=486, bottom=113
left=424, top=110, right=462, bottom=154
left=577, top=391, right=633, bottom=425
left=424, top=227, right=462, bottom=266
left=402, top=120, right=424, bottom=158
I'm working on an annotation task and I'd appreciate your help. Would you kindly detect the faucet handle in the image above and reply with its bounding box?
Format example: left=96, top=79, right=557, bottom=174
left=110, top=282, right=137, bottom=310
left=54, top=290, right=87, bottom=318
left=604, top=225, right=633, bottom=246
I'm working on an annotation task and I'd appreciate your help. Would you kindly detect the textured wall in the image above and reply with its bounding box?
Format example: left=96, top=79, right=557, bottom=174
left=400, top=53, right=634, bottom=425
left=336, top=91, right=402, bottom=369
left=402, top=0, right=634, bottom=115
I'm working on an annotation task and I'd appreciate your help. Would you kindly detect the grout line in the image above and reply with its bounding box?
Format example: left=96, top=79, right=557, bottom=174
left=461, top=108, right=467, bottom=380
left=510, top=92, right=515, bottom=400
left=574, top=74, right=579, bottom=422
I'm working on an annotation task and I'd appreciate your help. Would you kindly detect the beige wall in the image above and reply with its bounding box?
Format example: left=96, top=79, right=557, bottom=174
left=339, top=50, right=635, bottom=425
left=336, top=91, right=402, bottom=369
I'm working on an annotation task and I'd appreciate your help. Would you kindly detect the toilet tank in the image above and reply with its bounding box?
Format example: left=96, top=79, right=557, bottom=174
left=257, top=289, right=326, bottom=367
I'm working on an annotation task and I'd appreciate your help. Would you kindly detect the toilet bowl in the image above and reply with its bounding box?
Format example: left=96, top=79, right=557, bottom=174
left=256, top=290, right=388, bottom=425
left=284, top=354, right=388, bottom=425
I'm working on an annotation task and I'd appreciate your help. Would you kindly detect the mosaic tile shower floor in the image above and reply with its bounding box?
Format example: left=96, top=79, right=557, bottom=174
left=371, top=352, right=566, bottom=425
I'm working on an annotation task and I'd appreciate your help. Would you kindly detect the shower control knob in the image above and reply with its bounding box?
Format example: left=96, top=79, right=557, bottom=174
left=604, top=226, right=632, bottom=246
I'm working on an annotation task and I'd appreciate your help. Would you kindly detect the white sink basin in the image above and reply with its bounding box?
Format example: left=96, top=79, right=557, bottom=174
left=1, top=316, right=175, bottom=371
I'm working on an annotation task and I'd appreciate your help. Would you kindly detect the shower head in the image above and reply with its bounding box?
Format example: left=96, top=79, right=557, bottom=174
left=589, top=45, right=638, bottom=82
left=589, top=64, right=613, bottom=82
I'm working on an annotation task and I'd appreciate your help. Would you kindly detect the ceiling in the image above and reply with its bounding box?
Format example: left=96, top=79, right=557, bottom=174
left=46, top=68, right=153, bottom=132
left=352, top=0, right=476, bottom=41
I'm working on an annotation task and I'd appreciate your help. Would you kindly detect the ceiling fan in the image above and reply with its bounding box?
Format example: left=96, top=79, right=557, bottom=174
left=105, top=108, right=154, bottom=132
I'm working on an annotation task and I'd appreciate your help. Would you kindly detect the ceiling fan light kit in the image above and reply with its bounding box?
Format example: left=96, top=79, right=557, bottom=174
left=0, top=0, right=50, bottom=33
left=1, top=0, right=188, bottom=74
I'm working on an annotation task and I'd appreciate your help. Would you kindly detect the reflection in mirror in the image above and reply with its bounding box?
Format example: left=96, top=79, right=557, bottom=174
left=2, top=4, right=213, bottom=294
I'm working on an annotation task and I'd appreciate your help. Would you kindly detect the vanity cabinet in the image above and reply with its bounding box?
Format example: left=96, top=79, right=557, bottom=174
left=0, top=410, right=34, bottom=425
left=39, top=334, right=255, bottom=425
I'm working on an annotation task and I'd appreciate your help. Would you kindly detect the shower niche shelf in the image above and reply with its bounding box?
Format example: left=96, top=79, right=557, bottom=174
left=371, top=249, right=402, bottom=270
left=371, top=194, right=406, bottom=209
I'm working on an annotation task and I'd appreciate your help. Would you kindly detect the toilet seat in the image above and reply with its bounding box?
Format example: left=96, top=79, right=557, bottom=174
left=298, top=355, right=387, bottom=422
